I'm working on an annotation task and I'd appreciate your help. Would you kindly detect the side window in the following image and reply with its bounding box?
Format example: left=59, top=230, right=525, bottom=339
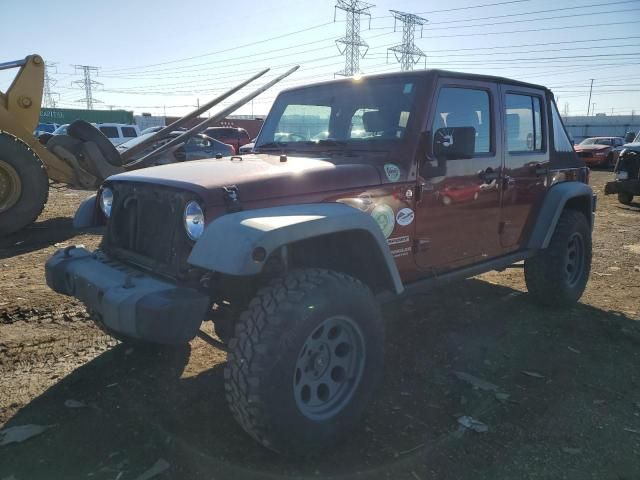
left=505, top=93, right=544, bottom=153
left=550, top=101, right=574, bottom=152
left=121, top=126, right=137, bottom=138
left=99, top=126, right=119, bottom=139
left=433, top=87, right=491, bottom=154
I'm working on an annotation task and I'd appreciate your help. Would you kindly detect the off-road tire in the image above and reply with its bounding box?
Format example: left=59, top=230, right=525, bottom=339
left=0, top=132, right=49, bottom=236
left=224, top=269, right=384, bottom=455
left=618, top=192, right=633, bottom=205
left=524, top=209, right=591, bottom=307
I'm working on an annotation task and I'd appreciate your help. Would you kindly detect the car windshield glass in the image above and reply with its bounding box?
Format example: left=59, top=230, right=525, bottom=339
left=256, top=78, right=417, bottom=150
left=580, top=138, right=608, bottom=145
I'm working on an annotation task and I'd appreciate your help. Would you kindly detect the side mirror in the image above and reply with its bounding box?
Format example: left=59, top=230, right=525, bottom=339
left=433, top=127, right=476, bottom=160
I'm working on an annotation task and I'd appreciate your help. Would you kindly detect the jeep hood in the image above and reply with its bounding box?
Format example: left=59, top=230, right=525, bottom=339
left=107, top=153, right=383, bottom=205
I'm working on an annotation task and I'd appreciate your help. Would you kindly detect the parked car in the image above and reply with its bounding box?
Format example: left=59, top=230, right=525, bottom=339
left=34, top=122, right=60, bottom=136
left=574, top=137, right=625, bottom=168
left=47, top=70, right=594, bottom=456
left=51, top=123, right=140, bottom=146
left=605, top=131, right=640, bottom=204
left=116, top=131, right=234, bottom=164
left=238, top=138, right=256, bottom=154
left=202, top=127, right=251, bottom=153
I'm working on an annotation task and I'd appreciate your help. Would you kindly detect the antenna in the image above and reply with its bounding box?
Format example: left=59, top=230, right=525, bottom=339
left=334, top=0, right=374, bottom=77
left=72, top=64, right=102, bottom=110
left=387, top=10, right=428, bottom=71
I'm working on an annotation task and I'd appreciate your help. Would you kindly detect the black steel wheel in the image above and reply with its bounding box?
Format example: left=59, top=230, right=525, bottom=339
left=525, top=209, right=592, bottom=307
left=225, top=269, right=384, bottom=455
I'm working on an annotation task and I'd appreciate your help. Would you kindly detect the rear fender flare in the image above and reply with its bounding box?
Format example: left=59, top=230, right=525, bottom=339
left=528, top=182, right=594, bottom=250
left=188, top=203, right=404, bottom=294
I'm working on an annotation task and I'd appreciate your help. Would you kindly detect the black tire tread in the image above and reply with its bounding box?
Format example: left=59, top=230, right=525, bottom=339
left=0, top=131, right=49, bottom=235
left=524, top=209, right=591, bottom=307
left=224, top=268, right=370, bottom=452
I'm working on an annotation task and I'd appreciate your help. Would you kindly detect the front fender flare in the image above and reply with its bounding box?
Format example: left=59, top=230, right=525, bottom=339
left=188, top=203, right=404, bottom=294
left=528, top=182, right=594, bottom=250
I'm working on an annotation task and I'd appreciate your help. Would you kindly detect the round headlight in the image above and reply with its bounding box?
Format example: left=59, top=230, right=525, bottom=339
left=100, top=187, right=113, bottom=217
left=184, top=201, right=205, bottom=240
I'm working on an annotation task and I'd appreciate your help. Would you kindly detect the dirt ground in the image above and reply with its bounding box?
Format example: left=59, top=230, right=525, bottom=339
left=0, top=170, right=639, bottom=480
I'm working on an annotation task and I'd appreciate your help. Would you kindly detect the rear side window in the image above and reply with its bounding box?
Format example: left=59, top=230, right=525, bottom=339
left=99, top=126, right=119, bottom=138
left=433, top=87, right=491, bottom=154
left=240, top=130, right=250, bottom=140
left=505, top=94, right=544, bottom=153
left=550, top=101, right=574, bottom=152
left=121, top=127, right=137, bottom=138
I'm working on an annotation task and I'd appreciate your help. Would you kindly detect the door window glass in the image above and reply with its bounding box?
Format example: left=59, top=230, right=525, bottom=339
left=433, top=87, right=491, bottom=154
left=99, top=126, right=119, bottom=138
left=121, top=126, right=137, bottom=138
left=505, top=94, right=544, bottom=153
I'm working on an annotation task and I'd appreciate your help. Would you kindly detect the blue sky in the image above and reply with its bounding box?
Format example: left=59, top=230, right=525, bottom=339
left=2, top=0, right=639, bottom=117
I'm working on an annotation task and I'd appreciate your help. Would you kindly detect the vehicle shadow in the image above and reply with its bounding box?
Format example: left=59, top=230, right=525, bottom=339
left=0, top=217, right=102, bottom=258
left=1, top=279, right=639, bottom=480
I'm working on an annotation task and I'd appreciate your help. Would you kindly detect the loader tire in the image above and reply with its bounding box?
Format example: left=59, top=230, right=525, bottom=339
left=67, top=120, right=122, bottom=167
left=0, top=132, right=49, bottom=236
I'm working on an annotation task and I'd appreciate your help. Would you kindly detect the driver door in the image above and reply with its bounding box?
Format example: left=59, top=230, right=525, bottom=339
left=414, top=79, right=503, bottom=272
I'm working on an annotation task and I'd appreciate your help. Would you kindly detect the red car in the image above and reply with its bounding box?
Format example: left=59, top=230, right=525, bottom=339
left=202, top=127, right=252, bottom=154
left=574, top=137, right=625, bottom=168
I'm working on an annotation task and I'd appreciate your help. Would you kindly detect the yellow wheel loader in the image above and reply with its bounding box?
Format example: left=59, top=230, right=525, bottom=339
left=0, top=54, right=297, bottom=236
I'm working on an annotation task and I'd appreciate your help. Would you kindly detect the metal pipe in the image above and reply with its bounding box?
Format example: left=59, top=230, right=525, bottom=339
left=0, top=59, right=27, bottom=71
left=119, top=67, right=270, bottom=162
left=129, top=65, right=299, bottom=167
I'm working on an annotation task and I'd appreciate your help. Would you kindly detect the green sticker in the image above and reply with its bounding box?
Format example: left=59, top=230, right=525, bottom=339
left=371, top=204, right=395, bottom=238
left=384, top=163, right=401, bottom=182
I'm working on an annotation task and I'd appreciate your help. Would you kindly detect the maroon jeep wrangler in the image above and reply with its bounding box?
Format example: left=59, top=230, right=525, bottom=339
left=46, top=70, right=595, bottom=455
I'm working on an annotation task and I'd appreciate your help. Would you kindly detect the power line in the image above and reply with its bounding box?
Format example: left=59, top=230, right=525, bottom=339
left=334, top=0, right=374, bottom=77
left=71, top=65, right=102, bottom=110
left=387, top=10, right=428, bottom=71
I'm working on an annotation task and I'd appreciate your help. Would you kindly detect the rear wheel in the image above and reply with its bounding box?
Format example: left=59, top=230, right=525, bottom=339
left=618, top=192, right=633, bottom=205
left=524, top=209, right=591, bottom=307
left=225, top=269, right=384, bottom=455
left=0, top=132, right=49, bottom=236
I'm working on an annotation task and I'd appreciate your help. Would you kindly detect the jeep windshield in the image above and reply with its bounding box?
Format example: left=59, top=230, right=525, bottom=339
left=255, top=78, right=418, bottom=151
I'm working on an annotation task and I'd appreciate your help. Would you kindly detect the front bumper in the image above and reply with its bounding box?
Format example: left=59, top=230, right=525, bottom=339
left=604, top=179, right=640, bottom=196
left=45, top=247, right=210, bottom=344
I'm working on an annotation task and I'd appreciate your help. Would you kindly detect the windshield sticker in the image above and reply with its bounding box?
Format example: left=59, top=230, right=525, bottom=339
left=391, top=246, right=411, bottom=258
left=384, top=163, right=401, bottom=182
left=388, top=235, right=410, bottom=246
left=403, top=83, right=414, bottom=94
left=396, top=208, right=415, bottom=226
left=371, top=204, right=395, bottom=238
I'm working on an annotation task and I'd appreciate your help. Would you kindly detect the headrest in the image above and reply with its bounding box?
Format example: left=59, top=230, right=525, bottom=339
left=362, top=110, right=387, bottom=133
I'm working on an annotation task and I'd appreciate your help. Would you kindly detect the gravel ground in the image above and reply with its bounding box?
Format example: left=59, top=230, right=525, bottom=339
left=0, top=170, right=638, bottom=480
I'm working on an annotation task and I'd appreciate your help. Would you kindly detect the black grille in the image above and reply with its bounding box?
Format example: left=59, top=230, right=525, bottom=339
left=102, top=182, right=197, bottom=278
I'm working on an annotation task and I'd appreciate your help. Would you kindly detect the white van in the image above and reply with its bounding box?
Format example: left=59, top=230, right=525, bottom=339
left=52, top=123, right=140, bottom=146
left=96, top=123, right=140, bottom=145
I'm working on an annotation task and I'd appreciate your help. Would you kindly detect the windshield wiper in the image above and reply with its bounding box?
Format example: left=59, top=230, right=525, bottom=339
left=301, top=139, right=348, bottom=147
left=254, top=141, right=289, bottom=150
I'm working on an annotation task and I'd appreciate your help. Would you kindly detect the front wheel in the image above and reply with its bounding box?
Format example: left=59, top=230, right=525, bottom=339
left=618, top=192, right=633, bottom=205
left=524, top=209, right=592, bottom=307
left=224, top=269, right=384, bottom=455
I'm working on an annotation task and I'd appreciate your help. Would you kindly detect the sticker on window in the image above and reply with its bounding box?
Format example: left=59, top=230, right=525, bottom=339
left=384, top=163, right=401, bottom=182
left=403, top=83, right=414, bottom=94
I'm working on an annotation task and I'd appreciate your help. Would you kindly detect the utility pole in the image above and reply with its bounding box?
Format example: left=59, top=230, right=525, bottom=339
left=43, top=62, right=59, bottom=108
left=334, top=0, right=374, bottom=77
left=586, top=78, right=594, bottom=116
left=72, top=64, right=102, bottom=110
left=387, top=10, right=428, bottom=71
left=563, top=102, right=569, bottom=117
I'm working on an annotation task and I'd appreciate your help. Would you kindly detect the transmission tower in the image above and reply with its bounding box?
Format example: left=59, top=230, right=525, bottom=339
left=334, top=0, right=374, bottom=77
left=72, top=65, right=102, bottom=110
left=43, top=62, right=59, bottom=108
left=387, top=10, right=428, bottom=71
